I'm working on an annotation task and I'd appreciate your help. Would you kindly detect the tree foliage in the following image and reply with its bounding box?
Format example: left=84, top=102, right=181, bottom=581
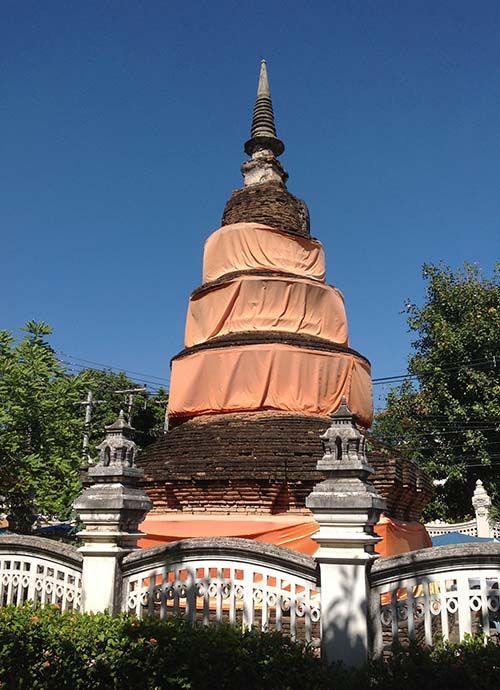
left=0, top=323, right=166, bottom=532
left=372, top=263, right=500, bottom=520
left=0, top=322, right=85, bottom=531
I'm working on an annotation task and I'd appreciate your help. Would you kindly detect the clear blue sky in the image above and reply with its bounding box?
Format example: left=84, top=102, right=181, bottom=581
left=2, top=1, right=499, bottom=411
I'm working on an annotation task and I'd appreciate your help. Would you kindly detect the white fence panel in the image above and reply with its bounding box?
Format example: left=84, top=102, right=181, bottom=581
left=425, top=519, right=477, bottom=538
left=122, top=537, right=320, bottom=645
left=369, top=543, right=500, bottom=657
left=0, top=535, right=82, bottom=612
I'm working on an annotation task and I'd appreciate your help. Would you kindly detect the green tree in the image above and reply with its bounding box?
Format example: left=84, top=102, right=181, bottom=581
left=0, top=322, right=86, bottom=532
left=0, top=322, right=167, bottom=532
left=372, top=263, right=500, bottom=520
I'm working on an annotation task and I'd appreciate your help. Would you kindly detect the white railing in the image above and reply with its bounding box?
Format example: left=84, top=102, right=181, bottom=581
left=425, top=480, right=500, bottom=540
left=121, top=538, right=320, bottom=645
left=369, top=543, right=500, bottom=657
left=425, top=519, right=477, bottom=537
left=0, top=535, right=82, bottom=612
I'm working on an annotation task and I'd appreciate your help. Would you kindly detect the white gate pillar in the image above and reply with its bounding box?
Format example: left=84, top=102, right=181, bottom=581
left=472, top=479, right=492, bottom=538
left=73, top=411, right=152, bottom=614
left=306, top=398, right=385, bottom=667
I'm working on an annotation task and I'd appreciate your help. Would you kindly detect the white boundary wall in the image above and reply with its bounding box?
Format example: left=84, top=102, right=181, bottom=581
left=369, top=543, right=500, bottom=657
left=121, top=537, right=320, bottom=645
left=0, top=535, right=82, bottom=612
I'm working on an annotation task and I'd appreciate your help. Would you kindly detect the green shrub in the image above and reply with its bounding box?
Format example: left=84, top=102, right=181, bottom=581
left=0, top=605, right=336, bottom=690
left=367, top=635, right=500, bottom=690
left=0, top=606, right=499, bottom=690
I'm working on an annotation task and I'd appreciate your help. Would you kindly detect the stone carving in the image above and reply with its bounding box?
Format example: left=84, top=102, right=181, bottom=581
left=96, top=410, right=137, bottom=468
left=472, top=479, right=491, bottom=518
left=314, top=397, right=379, bottom=495
left=305, top=397, right=386, bottom=666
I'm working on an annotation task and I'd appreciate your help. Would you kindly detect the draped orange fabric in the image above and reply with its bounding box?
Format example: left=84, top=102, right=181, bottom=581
left=185, top=275, right=348, bottom=347
left=139, top=515, right=431, bottom=558
left=139, top=515, right=320, bottom=554
left=168, top=344, right=373, bottom=427
left=374, top=516, right=432, bottom=557
left=203, top=223, right=326, bottom=283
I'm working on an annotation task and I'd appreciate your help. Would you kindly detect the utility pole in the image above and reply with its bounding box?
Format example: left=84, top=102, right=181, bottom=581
left=154, top=399, right=169, bottom=431
left=74, top=391, right=105, bottom=463
left=114, top=387, right=147, bottom=426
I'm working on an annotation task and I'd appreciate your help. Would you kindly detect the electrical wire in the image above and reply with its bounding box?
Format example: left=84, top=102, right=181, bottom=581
left=56, top=351, right=170, bottom=385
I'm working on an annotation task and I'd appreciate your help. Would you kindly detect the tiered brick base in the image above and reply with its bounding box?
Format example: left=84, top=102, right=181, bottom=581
left=138, top=411, right=432, bottom=522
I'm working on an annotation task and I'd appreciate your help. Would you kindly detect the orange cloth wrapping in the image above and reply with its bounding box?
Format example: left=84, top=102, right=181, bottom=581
left=185, top=275, right=348, bottom=347
left=203, top=223, right=326, bottom=283
left=139, top=515, right=320, bottom=554
left=139, top=515, right=430, bottom=558
left=168, top=344, right=373, bottom=427
left=374, top=516, right=432, bottom=557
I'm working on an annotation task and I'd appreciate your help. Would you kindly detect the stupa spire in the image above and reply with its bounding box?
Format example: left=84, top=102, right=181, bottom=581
left=245, top=59, right=285, bottom=158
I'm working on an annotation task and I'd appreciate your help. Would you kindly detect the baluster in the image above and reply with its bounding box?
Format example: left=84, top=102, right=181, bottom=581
left=407, top=582, right=415, bottom=641
left=173, top=567, right=180, bottom=616
left=390, top=587, right=398, bottom=644
left=185, top=568, right=196, bottom=625
left=215, top=567, right=223, bottom=626
left=304, top=587, right=312, bottom=642
left=423, top=580, right=432, bottom=646
left=147, top=571, right=156, bottom=618
left=260, top=573, right=268, bottom=631
left=27, top=560, right=36, bottom=605
left=202, top=576, right=210, bottom=626
left=440, top=578, right=449, bottom=639
left=228, top=568, right=236, bottom=625
left=480, top=573, right=490, bottom=636
left=290, top=584, right=297, bottom=641
left=242, top=568, right=253, bottom=629
left=276, top=584, right=283, bottom=632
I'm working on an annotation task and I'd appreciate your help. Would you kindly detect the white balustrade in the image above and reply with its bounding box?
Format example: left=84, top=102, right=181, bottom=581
left=121, top=538, right=320, bottom=645
left=490, top=520, right=500, bottom=540
left=0, top=536, right=82, bottom=612
left=370, top=543, right=500, bottom=657
left=425, top=519, right=477, bottom=538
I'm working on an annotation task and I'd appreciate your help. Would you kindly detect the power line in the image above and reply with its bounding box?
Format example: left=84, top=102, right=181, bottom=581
left=393, top=427, right=500, bottom=439
left=56, top=351, right=170, bottom=385
left=58, top=349, right=496, bottom=391
left=58, top=358, right=167, bottom=394
left=372, top=355, right=496, bottom=385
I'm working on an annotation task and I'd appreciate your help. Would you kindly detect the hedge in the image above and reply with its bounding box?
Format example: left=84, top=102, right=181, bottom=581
left=0, top=605, right=499, bottom=689
left=0, top=605, right=337, bottom=690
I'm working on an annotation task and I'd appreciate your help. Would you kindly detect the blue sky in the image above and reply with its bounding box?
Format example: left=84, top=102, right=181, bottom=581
left=2, top=1, right=499, bottom=411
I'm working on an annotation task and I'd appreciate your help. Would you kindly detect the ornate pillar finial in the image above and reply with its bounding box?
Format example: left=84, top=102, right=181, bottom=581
left=472, top=479, right=492, bottom=538
left=73, top=413, right=152, bottom=613
left=306, top=397, right=386, bottom=667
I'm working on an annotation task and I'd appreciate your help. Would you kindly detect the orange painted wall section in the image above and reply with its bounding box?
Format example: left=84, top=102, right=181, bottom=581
left=168, top=344, right=373, bottom=427
left=203, top=223, right=326, bottom=283
left=185, top=275, right=348, bottom=347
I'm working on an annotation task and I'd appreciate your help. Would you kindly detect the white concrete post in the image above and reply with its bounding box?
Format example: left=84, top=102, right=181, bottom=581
left=73, top=411, right=152, bottom=614
left=306, top=398, right=385, bottom=667
left=472, top=479, right=492, bottom=538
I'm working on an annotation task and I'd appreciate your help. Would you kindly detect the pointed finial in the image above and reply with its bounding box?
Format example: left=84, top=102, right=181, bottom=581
left=257, top=59, right=271, bottom=98
left=244, top=60, right=284, bottom=158
left=104, top=409, right=135, bottom=434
